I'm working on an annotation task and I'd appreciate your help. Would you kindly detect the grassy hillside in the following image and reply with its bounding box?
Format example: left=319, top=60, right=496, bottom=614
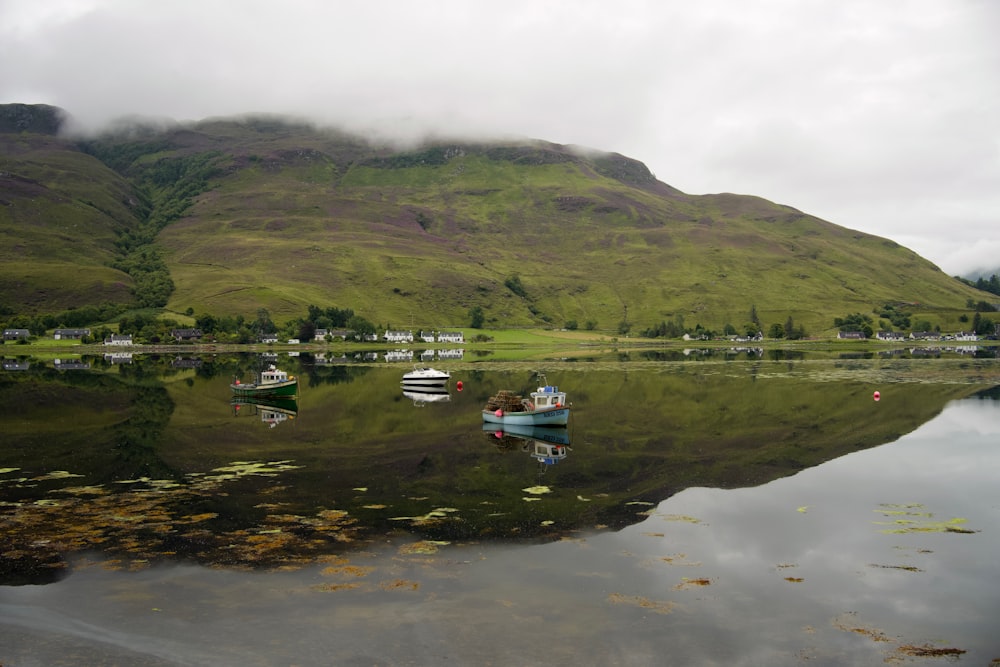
left=1, top=105, right=992, bottom=334
left=0, top=131, right=140, bottom=313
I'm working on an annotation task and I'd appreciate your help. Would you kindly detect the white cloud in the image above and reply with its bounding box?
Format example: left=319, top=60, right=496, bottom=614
left=1, top=0, right=997, bottom=275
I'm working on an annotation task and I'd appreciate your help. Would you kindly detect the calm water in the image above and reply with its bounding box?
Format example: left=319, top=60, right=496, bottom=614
left=2, top=351, right=999, bottom=665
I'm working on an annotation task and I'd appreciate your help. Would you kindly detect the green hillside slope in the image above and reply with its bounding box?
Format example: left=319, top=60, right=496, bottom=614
left=1, top=105, right=992, bottom=334
left=0, top=116, right=140, bottom=313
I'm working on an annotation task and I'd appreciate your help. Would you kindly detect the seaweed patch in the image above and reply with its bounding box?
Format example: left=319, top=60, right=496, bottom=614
left=673, top=577, right=713, bottom=590
left=873, top=503, right=979, bottom=534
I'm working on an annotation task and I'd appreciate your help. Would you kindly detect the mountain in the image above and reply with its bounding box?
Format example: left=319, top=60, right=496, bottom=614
left=0, top=103, right=991, bottom=334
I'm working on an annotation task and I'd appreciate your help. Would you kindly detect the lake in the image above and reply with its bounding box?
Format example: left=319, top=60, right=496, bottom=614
left=2, top=349, right=999, bottom=665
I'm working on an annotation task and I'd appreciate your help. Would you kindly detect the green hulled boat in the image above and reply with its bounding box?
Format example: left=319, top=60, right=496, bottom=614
left=230, top=365, right=298, bottom=399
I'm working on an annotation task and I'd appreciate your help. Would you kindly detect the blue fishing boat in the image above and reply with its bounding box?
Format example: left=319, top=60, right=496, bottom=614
left=482, top=377, right=569, bottom=426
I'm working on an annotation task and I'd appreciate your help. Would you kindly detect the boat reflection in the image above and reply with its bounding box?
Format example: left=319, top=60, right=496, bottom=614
left=401, top=385, right=451, bottom=406
left=482, top=423, right=571, bottom=471
left=231, top=396, right=299, bottom=428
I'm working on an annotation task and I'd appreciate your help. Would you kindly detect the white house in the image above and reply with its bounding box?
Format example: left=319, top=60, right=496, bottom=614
left=384, top=330, right=413, bottom=343
left=436, top=331, right=464, bottom=344
left=955, top=331, right=978, bottom=341
left=104, top=334, right=133, bottom=346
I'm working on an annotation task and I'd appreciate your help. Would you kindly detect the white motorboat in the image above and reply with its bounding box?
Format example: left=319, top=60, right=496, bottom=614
left=400, top=366, right=450, bottom=387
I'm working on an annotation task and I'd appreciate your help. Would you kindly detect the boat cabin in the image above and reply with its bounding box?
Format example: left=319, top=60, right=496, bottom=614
left=530, top=385, right=566, bottom=410
left=260, top=366, right=289, bottom=384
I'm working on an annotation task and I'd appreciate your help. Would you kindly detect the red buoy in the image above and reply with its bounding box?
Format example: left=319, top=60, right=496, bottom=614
left=873, top=391, right=881, bottom=402
left=495, top=409, right=503, bottom=418
left=456, top=380, right=463, bottom=391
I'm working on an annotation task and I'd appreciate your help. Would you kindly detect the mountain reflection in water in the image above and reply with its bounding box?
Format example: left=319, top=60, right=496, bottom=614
left=0, top=353, right=997, bottom=581
left=1, top=372, right=998, bottom=665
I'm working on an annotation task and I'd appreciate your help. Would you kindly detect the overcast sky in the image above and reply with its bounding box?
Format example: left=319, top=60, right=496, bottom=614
left=2, top=0, right=998, bottom=276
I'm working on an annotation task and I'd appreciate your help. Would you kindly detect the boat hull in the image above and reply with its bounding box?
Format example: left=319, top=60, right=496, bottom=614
left=231, top=396, right=299, bottom=414
left=230, top=379, right=298, bottom=399
left=481, top=407, right=569, bottom=426
left=481, top=423, right=570, bottom=444
left=400, top=377, right=449, bottom=387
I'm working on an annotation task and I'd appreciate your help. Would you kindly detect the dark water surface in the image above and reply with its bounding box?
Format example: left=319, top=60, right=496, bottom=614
left=2, top=352, right=999, bottom=665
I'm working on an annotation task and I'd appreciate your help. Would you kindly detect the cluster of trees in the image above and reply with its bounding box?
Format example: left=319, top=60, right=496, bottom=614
left=958, top=273, right=1000, bottom=297
left=78, top=142, right=224, bottom=310
left=639, top=307, right=806, bottom=340
left=964, top=310, right=998, bottom=336
left=833, top=300, right=999, bottom=337
left=876, top=303, right=911, bottom=330
left=286, top=305, right=377, bottom=342
left=835, top=313, right=876, bottom=338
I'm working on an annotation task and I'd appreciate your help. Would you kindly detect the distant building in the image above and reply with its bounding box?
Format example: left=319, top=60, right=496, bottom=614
left=104, top=334, right=133, bottom=346
left=876, top=331, right=906, bottom=341
left=384, top=330, right=413, bottom=343
left=53, top=328, right=90, bottom=340
left=837, top=331, right=867, bottom=340
left=170, top=328, right=203, bottom=342
left=436, top=331, right=464, bottom=344
left=3, top=328, right=30, bottom=341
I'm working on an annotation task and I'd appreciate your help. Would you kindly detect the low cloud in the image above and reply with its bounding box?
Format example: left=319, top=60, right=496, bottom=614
left=2, top=0, right=997, bottom=275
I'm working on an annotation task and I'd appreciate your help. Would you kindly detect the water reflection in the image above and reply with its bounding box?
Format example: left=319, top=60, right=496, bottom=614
left=1, top=396, right=997, bottom=665
left=483, top=423, right=572, bottom=472
left=1, top=352, right=998, bottom=586
left=231, top=397, right=299, bottom=428
left=401, top=386, right=451, bottom=406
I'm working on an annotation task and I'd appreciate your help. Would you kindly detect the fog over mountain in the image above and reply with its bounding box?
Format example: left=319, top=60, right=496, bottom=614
left=2, top=0, right=998, bottom=275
